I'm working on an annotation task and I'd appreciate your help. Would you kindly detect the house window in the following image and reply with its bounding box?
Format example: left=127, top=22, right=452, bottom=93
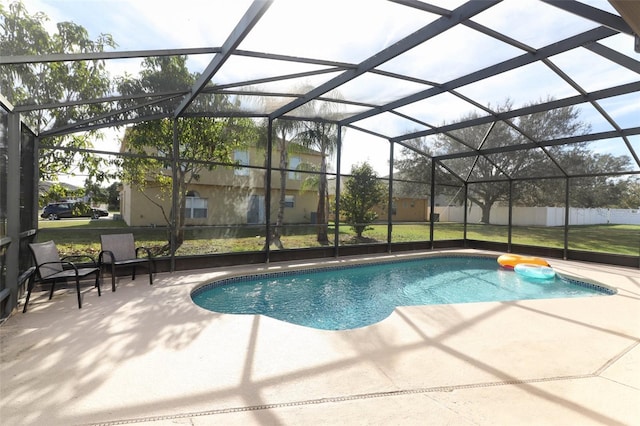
left=284, top=195, right=295, bottom=208
left=288, top=156, right=301, bottom=180
left=185, top=192, right=208, bottom=219
left=234, top=150, right=249, bottom=176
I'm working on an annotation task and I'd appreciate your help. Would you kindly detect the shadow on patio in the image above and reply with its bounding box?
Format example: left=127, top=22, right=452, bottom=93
left=1, top=254, right=638, bottom=425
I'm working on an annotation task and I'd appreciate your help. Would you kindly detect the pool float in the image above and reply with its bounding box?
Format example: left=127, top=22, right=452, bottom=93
left=514, top=263, right=556, bottom=280
left=497, top=253, right=549, bottom=270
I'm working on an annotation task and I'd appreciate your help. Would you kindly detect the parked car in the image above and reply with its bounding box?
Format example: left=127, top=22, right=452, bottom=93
left=41, top=202, right=109, bottom=220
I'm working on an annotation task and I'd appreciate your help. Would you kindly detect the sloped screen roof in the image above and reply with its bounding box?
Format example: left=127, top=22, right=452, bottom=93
left=3, top=0, right=639, bottom=183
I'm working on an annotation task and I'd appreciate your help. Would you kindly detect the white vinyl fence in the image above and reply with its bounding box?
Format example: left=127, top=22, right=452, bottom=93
left=434, top=206, right=640, bottom=226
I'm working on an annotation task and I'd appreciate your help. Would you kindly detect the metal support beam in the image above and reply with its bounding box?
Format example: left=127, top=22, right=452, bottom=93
left=334, top=126, right=342, bottom=258
left=542, top=0, right=633, bottom=35
left=270, top=0, right=500, bottom=120
left=584, top=42, right=640, bottom=73
left=265, top=119, right=273, bottom=262
left=564, top=178, right=570, bottom=260
left=41, top=94, right=182, bottom=138
left=387, top=140, right=394, bottom=253
left=507, top=180, right=513, bottom=252
left=170, top=119, right=179, bottom=272
left=0, top=47, right=221, bottom=65
left=465, top=121, right=501, bottom=181
left=463, top=183, right=469, bottom=246
left=174, top=0, right=273, bottom=117
left=430, top=159, right=436, bottom=249
left=13, top=90, right=188, bottom=113
left=40, top=113, right=172, bottom=139
left=347, top=26, right=618, bottom=128
left=31, top=137, right=40, bottom=232
left=6, top=113, right=20, bottom=312
left=395, top=80, right=640, bottom=143
left=435, top=126, right=640, bottom=162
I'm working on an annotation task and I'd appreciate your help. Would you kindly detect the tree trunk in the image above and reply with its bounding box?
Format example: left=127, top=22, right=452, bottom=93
left=272, top=134, right=287, bottom=250
left=316, top=157, right=329, bottom=245
left=481, top=203, right=491, bottom=224
left=168, top=179, right=187, bottom=254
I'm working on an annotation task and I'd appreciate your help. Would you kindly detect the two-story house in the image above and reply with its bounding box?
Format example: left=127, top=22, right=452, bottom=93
left=119, top=144, right=323, bottom=227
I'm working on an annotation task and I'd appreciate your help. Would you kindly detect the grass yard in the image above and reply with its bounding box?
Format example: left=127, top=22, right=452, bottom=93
left=37, top=218, right=640, bottom=257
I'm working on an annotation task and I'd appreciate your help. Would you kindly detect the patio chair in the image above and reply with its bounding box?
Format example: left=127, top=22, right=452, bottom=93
left=99, top=233, right=153, bottom=292
left=26, top=240, right=101, bottom=311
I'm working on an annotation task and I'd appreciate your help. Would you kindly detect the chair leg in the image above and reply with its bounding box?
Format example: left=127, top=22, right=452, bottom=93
left=48, top=281, right=56, bottom=300
left=23, top=289, right=32, bottom=313
left=148, top=259, right=153, bottom=285
left=75, top=275, right=82, bottom=309
left=131, top=265, right=136, bottom=281
left=94, top=270, right=101, bottom=297
left=110, top=264, right=116, bottom=292
left=22, top=274, right=36, bottom=313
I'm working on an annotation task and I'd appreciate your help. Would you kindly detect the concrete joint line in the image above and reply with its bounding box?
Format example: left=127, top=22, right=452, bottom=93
left=82, top=374, right=604, bottom=426
left=593, top=339, right=640, bottom=376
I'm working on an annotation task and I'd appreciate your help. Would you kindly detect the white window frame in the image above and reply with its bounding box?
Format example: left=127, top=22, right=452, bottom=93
left=288, top=156, right=301, bottom=180
left=284, top=195, right=295, bottom=208
left=185, top=194, right=208, bottom=219
left=234, top=150, right=250, bottom=176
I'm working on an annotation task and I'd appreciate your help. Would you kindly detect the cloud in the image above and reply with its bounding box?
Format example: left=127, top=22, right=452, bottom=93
left=239, top=0, right=430, bottom=62
left=34, top=0, right=252, bottom=50
left=472, top=0, right=597, bottom=49
left=340, top=128, right=390, bottom=175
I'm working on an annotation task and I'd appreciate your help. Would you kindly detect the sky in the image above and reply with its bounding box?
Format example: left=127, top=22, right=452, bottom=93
left=22, top=0, right=640, bottom=182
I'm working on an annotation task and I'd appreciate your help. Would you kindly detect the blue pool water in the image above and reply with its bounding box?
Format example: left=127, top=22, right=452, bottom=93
left=191, top=256, right=614, bottom=330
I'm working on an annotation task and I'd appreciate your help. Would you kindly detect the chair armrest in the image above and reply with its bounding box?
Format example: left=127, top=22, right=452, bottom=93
left=98, top=250, right=115, bottom=265
left=135, top=246, right=152, bottom=259
left=18, top=266, right=36, bottom=285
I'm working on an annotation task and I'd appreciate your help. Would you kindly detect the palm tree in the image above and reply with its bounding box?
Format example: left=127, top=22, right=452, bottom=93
left=296, top=119, right=338, bottom=245
left=270, top=117, right=303, bottom=249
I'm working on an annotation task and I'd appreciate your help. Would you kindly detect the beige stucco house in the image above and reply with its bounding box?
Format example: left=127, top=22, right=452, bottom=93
left=120, top=146, right=323, bottom=227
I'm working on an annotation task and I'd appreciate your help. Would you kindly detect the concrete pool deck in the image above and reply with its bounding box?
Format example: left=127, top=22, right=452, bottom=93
left=1, top=249, right=638, bottom=425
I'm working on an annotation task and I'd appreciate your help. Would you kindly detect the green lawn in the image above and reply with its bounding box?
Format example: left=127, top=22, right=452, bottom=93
left=37, top=218, right=640, bottom=257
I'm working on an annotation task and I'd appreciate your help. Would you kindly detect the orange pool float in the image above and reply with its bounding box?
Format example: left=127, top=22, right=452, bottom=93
left=497, top=253, right=550, bottom=270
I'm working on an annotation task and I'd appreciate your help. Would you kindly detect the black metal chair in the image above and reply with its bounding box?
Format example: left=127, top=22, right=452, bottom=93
left=99, top=233, right=153, bottom=292
left=26, top=240, right=101, bottom=311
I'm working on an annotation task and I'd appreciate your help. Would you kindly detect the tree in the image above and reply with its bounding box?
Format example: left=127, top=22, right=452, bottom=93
left=106, top=182, right=121, bottom=211
left=393, top=136, right=464, bottom=206
left=451, top=100, right=592, bottom=222
left=271, top=121, right=292, bottom=249
left=121, top=116, right=257, bottom=252
left=83, top=178, right=108, bottom=205
left=395, top=99, right=630, bottom=223
left=273, top=86, right=346, bottom=245
left=296, top=120, right=338, bottom=244
left=619, top=177, right=640, bottom=209
left=260, top=116, right=304, bottom=250
left=39, top=182, right=83, bottom=207
left=117, top=56, right=259, bottom=252
left=115, top=56, right=195, bottom=115
left=0, top=1, right=117, bottom=183
left=340, top=162, right=386, bottom=238
left=570, top=173, right=632, bottom=209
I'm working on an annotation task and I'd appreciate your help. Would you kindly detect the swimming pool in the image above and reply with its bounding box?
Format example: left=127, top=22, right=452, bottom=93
left=191, top=256, right=615, bottom=330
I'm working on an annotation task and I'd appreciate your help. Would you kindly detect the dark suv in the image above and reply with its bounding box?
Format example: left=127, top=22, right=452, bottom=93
left=41, top=202, right=109, bottom=220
